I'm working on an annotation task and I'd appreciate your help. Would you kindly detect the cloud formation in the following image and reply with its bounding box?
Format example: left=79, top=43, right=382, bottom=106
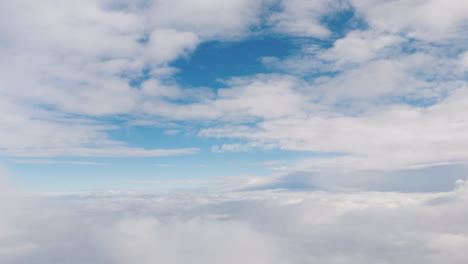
left=0, top=0, right=266, bottom=157
left=1, top=178, right=468, bottom=263
left=1, top=0, right=467, bottom=169
left=2, top=1, right=467, bottom=262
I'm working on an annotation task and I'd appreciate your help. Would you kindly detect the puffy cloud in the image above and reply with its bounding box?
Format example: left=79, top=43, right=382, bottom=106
left=142, top=74, right=307, bottom=121
left=201, top=86, right=468, bottom=171
left=146, top=0, right=265, bottom=39
left=0, top=0, right=267, bottom=157
left=1, top=0, right=468, bottom=171
left=0, top=95, right=198, bottom=157
left=319, top=30, right=406, bottom=65
left=212, top=74, right=307, bottom=120
left=269, top=0, right=349, bottom=37
left=146, top=29, right=200, bottom=63
left=194, top=1, right=468, bottom=173
left=350, top=0, right=468, bottom=41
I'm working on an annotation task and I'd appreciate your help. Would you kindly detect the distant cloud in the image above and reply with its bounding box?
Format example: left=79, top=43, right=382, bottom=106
left=128, top=179, right=210, bottom=185
left=250, top=160, right=287, bottom=166
left=151, top=164, right=175, bottom=167
left=8, top=159, right=110, bottom=165
left=242, top=164, right=468, bottom=193
left=1, top=147, right=199, bottom=158
left=164, top=130, right=180, bottom=135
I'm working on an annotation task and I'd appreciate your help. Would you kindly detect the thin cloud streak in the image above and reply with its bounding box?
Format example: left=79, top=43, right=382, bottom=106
left=8, top=159, right=110, bottom=166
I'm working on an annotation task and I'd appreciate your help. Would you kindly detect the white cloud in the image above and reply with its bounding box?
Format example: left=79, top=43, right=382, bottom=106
left=7, top=159, right=110, bottom=165
left=1, top=0, right=467, bottom=171
left=319, top=30, right=406, bottom=65
left=269, top=0, right=349, bottom=37
left=146, top=0, right=265, bottom=39
left=128, top=179, right=212, bottom=186
left=142, top=74, right=307, bottom=121
left=459, top=51, right=468, bottom=71
left=191, top=0, right=468, bottom=173
left=151, top=164, right=175, bottom=167
left=146, top=29, right=200, bottom=63
left=214, top=75, right=307, bottom=120
left=0, top=0, right=267, bottom=157
left=0, top=96, right=198, bottom=157
left=314, top=53, right=460, bottom=103
left=140, top=79, right=182, bottom=98
left=350, top=0, right=468, bottom=41
left=1, top=147, right=198, bottom=158
left=200, top=83, right=468, bottom=171
left=2, top=176, right=468, bottom=263
left=250, top=160, right=287, bottom=166
left=3, top=2, right=468, bottom=261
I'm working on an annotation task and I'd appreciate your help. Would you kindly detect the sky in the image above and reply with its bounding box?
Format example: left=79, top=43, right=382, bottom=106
left=1, top=0, right=468, bottom=193
left=1, top=0, right=468, bottom=263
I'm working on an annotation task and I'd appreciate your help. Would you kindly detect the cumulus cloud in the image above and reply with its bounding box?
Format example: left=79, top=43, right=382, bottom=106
left=269, top=0, right=349, bottom=37
left=1, top=0, right=468, bottom=179
left=350, top=0, right=468, bottom=41
left=200, top=79, right=468, bottom=171
left=0, top=99, right=198, bottom=157
left=2, top=0, right=465, bottom=161
left=0, top=0, right=266, bottom=157
left=193, top=1, right=468, bottom=173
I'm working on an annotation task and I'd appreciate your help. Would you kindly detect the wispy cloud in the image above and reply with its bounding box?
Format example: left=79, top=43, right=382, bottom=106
left=128, top=179, right=211, bottom=185
left=249, top=160, right=287, bottom=166
left=151, top=164, right=175, bottom=167
left=8, top=159, right=110, bottom=166
left=2, top=147, right=199, bottom=158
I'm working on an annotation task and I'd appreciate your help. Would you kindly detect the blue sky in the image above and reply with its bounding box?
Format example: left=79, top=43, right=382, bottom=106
left=1, top=0, right=468, bottom=192
left=3, top=1, right=468, bottom=264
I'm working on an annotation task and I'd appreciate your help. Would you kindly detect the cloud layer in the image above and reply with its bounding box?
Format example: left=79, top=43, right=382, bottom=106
left=2, top=178, right=468, bottom=263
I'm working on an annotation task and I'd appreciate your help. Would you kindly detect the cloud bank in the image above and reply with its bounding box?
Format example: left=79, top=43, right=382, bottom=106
left=1, top=178, right=468, bottom=263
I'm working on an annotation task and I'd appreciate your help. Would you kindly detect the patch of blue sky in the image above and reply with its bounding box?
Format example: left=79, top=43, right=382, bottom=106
left=388, top=95, right=444, bottom=108
left=8, top=161, right=122, bottom=192
left=106, top=124, right=210, bottom=149
left=302, top=68, right=341, bottom=83
left=320, top=8, right=366, bottom=40
left=107, top=122, right=345, bottom=158
left=332, top=94, right=443, bottom=111
left=127, top=67, right=154, bottom=88
left=171, top=36, right=299, bottom=88
left=126, top=7, right=366, bottom=91
left=402, top=38, right=468, bottom=58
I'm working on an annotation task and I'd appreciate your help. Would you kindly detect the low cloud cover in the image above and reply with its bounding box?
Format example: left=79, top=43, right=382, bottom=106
left=1, top=177, right=468, bottom=263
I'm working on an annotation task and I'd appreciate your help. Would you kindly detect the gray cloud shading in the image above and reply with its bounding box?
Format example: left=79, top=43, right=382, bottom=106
left=244, top=164, right=468, bottom=193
